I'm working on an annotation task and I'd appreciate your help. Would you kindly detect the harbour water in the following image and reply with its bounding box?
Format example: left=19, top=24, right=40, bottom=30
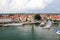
left=0, top=24, right=60, bottom=40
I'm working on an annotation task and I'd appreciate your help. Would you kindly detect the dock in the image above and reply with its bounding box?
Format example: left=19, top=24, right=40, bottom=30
left=1, top=21, right=41, bottom=26
left=22, top=21, right=41, bottom=24
left=0, top=20, right=60, bottom=27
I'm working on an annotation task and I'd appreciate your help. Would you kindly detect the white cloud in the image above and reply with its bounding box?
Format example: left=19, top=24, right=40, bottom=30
left=0, top=0, right=53, bottom=13
left=10, top=0, right=28, bottom=10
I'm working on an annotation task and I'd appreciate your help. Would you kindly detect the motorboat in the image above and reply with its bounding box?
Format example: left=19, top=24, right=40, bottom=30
left=3, top=23, right=23, bottom=27
left=56, top=30, right=60, bottom=35
left=40, top=21, right=46, bottom=27
left=40, top=22, right=46, bottom=27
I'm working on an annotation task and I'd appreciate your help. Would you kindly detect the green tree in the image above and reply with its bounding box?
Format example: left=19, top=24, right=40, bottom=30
left=34, top=14, right=41, bottom=21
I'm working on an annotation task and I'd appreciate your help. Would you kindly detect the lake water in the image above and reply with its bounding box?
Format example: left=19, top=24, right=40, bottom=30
left=0, top=24, right=60, bottom=40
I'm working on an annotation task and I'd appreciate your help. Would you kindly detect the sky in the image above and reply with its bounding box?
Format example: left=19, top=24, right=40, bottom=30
left=0, top=0, right=60, bottom=14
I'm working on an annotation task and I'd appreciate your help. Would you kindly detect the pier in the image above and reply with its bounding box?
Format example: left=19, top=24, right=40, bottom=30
left=1, top=21, right=41, bottom=26
left=0, top=20, right=60, bottom=26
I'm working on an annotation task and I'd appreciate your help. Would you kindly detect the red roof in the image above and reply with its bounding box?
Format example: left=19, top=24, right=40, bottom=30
left=50, top=15, right=60, bottom=19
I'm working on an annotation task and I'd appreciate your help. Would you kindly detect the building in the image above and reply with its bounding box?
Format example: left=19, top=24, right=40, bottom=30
left=40, top=14, right=47, bottom=20
left=27, top=14, right=35, bottom=22
left=19, top=15, right=27, bottom=22
left=49, top=15, right=60, bottom=20
left=0, top=18, right=13, bottom=23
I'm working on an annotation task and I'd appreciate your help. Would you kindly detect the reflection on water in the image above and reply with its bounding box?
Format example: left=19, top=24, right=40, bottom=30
left=0, top=24, right=60, bottom=40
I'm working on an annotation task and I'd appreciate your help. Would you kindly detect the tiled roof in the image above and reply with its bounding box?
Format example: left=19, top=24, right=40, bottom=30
left=50, top=15, right=60, bottom=19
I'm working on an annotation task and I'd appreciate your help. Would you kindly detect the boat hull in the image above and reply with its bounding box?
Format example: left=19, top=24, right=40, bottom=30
left=56, top=31, right=60, bottom=35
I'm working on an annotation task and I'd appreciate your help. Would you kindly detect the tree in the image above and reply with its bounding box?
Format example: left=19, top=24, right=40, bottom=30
left=34, top=14, right=41, bottom=21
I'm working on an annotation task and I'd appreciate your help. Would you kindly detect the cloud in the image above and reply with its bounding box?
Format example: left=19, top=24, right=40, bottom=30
left=0, top=0, right=53, bottom=13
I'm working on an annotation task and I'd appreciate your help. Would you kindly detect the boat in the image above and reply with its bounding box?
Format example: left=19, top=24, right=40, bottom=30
left=56, top=30, right=60, bottom=35
left=40, top=22, right=46, bottom=27
left=3, top=23, right=23, bottom=27
left=43, top=20, right=52, bottom=29
left=40, top=20, right=46, bottom=27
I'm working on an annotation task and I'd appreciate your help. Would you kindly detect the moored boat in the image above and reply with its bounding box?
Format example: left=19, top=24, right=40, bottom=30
left=40, top=22, right=46, bottom=27
left=43, top=20, right=52, bottom=29
left=56, top=30, right=60, bottom=35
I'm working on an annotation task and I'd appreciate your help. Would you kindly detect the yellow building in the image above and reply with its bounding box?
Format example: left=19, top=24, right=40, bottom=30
left=27, top=14, right=35, bottom=22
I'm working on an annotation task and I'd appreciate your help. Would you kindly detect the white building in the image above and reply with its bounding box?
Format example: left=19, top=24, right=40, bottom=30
left=0, top=18, right=13, bottom=23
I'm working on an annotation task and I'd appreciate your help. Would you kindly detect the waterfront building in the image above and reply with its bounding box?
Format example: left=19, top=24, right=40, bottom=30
left=0, top=14, right=60, bottom=24
left=19, top=15, right=27, bottom=22
left=49, top=14, right=60, bottom=24
left=2, top=14, right=9, bottom=18
left=0, top=14, right=13, bottom=23
left=0, top=18, right=13, bottom=24
left=40, top=14, right=47, bottom=20
left=27, top=14, right=35, bottom=22
left=49, top=15, right=60, bottom=20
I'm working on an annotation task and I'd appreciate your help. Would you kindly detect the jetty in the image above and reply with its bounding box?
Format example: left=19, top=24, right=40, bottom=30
left=1, top=21, right=41, bottom=26
left=0, top=20, right=60, bottom=27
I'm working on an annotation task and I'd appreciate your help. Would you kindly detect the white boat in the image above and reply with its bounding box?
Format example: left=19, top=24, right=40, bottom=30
left=40, top=21, right=46, bottom=27
left=43, top=20, right=52, bottom=29
left=40, top=22, right=46, bottom=27
left=3, top=23, right=23, bottom=27
left=56, top=30, right=60, bottom=35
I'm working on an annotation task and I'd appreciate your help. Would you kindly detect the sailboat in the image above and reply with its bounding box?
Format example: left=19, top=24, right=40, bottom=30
left=43, top=20, right=52, bottom=29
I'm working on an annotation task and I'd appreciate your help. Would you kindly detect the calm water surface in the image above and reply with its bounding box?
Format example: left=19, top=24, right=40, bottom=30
left=0, top=24, right=60, bottom=40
